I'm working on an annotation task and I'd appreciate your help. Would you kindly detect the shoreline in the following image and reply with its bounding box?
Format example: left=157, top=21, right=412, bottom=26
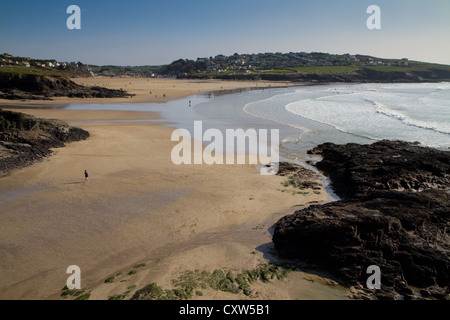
left=0, top=77, right=301, bottom=106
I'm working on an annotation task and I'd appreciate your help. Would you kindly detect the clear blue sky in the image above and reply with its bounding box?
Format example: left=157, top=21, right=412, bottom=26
left=1, top=0, right=449, bottom=66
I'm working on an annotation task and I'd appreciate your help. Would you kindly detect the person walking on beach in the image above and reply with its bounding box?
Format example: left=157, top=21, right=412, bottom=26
left=84, top=169, right=89, bottom=183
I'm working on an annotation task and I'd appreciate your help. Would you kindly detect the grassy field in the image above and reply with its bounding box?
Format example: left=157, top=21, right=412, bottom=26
left=259, top=65, right=361, bottom=75
left=364, top=61, right=450, bottom=73
left=0, top=65, right=90, bottom=77
left=0, top=65, right=61, bottom=76
left=254, top=61, right=450, bottom=77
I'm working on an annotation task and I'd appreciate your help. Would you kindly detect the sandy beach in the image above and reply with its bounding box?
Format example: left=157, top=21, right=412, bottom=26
left=0, top=77, right=297, bottom=106
left=0, top=79, right=348, bottom=300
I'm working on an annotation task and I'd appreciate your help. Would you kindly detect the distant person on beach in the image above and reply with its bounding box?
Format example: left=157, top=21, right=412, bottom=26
left=84, top=170, right=89, bottom=183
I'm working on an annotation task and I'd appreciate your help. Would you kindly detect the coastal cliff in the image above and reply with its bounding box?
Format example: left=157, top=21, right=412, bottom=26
left=0, top=109, right=89, bottom=174
left=273, top=140, right=450, bottom=300
left=0, top=72, right=134, bottom=100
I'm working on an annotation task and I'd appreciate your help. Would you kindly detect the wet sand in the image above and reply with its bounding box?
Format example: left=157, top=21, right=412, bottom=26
left=0, top=87, right=349, bottom=300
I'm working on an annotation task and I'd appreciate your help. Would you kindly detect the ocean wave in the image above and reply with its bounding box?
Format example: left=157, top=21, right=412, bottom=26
left=436, top=82, right=450, bottom=91
left=242, top=83, right=449, bottom=150
left=243, top=94, right=313, bottom=134
left=284, top=99, right=379, bottom=141
left=368, top=99, right=450, bottom=135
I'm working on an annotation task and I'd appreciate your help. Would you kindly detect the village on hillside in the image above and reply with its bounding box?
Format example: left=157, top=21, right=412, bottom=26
left=195, top=52, right=409, bottom=73
left=0, top=51, right=411, bottom=79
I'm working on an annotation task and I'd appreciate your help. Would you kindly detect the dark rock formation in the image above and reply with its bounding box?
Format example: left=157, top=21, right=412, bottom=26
left=309, top=140, right=449, bottom=199
left=273, top=140, right=449, bottom=300
left=277, top=162, right=323, bottom=191
left=0, top=72, right=134, bottom=100
left=0, top=109, right=89, bottom=173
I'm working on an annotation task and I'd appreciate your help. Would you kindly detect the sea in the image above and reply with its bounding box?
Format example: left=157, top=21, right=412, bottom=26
left=66, top=82, right=450, bottom=164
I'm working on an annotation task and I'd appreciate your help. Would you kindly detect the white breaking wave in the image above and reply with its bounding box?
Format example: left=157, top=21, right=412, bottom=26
left=370, top=99, right=450, bottom=135
left=244, top=82, right=450, bottom=149
left=284, top=97, right=383, bottom=141
left=243, top=91, right=314, bottom=135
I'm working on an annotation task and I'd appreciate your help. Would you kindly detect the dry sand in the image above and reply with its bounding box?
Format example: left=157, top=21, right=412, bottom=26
left=0, top=80, right=349, bottom=300
left=0, top=77, right=298, bottom=106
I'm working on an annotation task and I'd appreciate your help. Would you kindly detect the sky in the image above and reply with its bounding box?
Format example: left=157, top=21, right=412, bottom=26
left=1, top=0, right=449, bottom=66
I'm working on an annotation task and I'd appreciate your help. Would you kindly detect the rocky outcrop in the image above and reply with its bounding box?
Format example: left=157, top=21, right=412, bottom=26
left=277, top=162, right=323, bottom=191
left=0, top=109, right=89, bottom=173
left=0, top=72, right=134, bottom=100
left=272, top=140, right=449, bottom=300
left=309, top=140, right=449, bottom=199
